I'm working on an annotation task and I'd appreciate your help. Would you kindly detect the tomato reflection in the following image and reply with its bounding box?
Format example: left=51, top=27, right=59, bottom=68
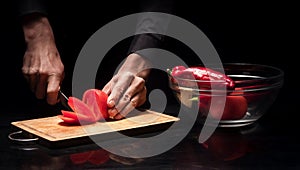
left=69, top=148, right=144, bottom=166
left=202, top=129, right=252, bottom=161
left=70, top=149, right=110, bottom=165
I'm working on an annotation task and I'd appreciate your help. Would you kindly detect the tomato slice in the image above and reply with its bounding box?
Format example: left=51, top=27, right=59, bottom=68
left=82, top=89, right=109, bottom=120
left=58, top=115, right=78, bottom=125
left=68, top=96, right=97, bottom=121
left=59, top=89, right=109, bottom=125
left=61, top=110, right=96, bottom=122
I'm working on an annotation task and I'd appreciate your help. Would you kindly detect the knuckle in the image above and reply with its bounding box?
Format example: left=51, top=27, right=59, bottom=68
left=115, top=86, right=125, bottom=94
left=136, top=76, right=145, bottom=85
left=112, top=75, right=119, bottom=83
left=47, top=86, right=59, bottom=94
left=122, top=94, right=131, bottom=102
left=131, top=99, right=138, bottom=107
left=28, top=67, right=39, bottom=75
left=124, top=71, right=134, bottom=78
left=21, top=67, right=28, bottom=74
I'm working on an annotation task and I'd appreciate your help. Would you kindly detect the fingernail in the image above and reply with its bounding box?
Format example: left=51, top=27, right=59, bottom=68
left=108, top=100, right=115, bottom=107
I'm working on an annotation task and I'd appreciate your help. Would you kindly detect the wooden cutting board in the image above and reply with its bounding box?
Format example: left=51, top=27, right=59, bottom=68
left=10, top=109, right=179, bottom=148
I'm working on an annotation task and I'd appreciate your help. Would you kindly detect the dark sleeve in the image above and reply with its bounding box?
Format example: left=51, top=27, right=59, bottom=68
left=128, top=0, right=174, bottom=57
left=16, top=0, right=49, bottom=17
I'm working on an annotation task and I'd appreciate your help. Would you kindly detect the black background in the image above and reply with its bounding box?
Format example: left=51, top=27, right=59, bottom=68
left=0, top=1, right=298, bottom=130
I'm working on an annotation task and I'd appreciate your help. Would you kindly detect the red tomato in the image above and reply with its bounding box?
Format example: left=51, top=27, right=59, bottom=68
left=82, top=89, right=109, bottom=120
left=59, top=89, right=109, bottom=125
left=61, top=110, right=97, bottom=124
left=68, top=97, right=98, bottom=122
left=209, top=96, right=248, bottom=120
left=198, top=93, right=248, bottom=120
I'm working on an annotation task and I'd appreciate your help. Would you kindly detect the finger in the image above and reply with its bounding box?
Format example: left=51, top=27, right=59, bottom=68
left=35, top=73, right=47, bottom=99
left=102, top=80, right=113, bottom=96
left=113, top=113, right=125, bottom=120
left=29, top=74, right=38, bottom=93
left=126, top=87, right=147, bottom=112
left=47, top=74, right=62, bottom=105
left=114, top=87, right=147, bottom=120
left=102, top=80, right=115, bottom=108
left=114, top=76, right=145, bottom=114
left=107, top=73, right=134, bottom=108
left=24, top=67, right=39, bottom=92
left=115, top=102, right=133, bottom=120
left=22, top=67, right=30, bottom=82
left=21, top=54, right=31, bottom=78
left=108, top=108, right=119, bottom=119
left=135, top=86, right=147, bottom=107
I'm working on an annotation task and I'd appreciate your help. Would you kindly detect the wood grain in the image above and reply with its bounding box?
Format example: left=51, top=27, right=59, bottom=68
left=11, top=110, right=179, bottom=143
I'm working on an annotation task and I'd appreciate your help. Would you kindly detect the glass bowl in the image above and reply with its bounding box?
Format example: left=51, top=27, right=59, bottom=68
left=168, top=63, right=284, bottom=127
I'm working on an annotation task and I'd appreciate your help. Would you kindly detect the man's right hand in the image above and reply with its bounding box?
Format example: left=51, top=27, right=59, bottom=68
left=21, top=13, right=64, bottom=105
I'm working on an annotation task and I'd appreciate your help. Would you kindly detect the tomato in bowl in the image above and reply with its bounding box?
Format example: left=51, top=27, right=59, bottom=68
left=168, top=63, right=284, bottom=127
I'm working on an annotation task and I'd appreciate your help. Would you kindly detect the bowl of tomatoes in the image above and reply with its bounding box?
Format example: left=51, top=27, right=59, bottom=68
left=168, top=63, right=284, bottom=127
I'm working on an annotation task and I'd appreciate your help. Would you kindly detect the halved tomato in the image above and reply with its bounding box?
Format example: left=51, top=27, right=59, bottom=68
left=59, top=89, right=109, bottom=125
left=82, top=89, right=109, bottom=120
left=68, top=97, right=98, bottom=121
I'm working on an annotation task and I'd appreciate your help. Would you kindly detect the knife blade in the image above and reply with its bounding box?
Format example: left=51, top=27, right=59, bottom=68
left=59, top=90, right=72, bottom=111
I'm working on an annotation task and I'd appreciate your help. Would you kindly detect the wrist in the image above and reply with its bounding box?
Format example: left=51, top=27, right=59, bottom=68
left=22, top=13, right=54, bottom=44
left=119, top=53, right=152, bottom=79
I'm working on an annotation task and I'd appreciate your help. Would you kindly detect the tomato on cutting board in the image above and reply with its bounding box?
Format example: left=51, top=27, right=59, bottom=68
left=58, top=89, right=109, bottom=125
left=82, top=89, right=109, bottom=120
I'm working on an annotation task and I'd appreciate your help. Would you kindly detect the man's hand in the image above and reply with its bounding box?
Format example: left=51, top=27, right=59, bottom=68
left=102, top=53, right=151, bottom=119
left=22, top=13, right=64, bottom=105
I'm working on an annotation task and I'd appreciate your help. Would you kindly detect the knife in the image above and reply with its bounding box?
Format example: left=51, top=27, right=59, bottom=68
left=59, top=90, right=72, bottom=111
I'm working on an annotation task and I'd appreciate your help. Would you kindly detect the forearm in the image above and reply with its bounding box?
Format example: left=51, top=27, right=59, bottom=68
left=128, top=0, right=174, bottom=59
left=17, top=0, right=54, bottom=44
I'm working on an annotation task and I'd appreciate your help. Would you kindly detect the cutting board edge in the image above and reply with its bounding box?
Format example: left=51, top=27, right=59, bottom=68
left=10, top=110, right=180, bottom=143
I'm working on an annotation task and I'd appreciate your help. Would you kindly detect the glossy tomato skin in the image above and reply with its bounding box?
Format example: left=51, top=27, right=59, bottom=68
left=60, top=110, right=98, bottom=124
left=94, top=90, right=109, bottom=119
left=59, top=89, right=109, bottom=125
left=68, top=97, right=97, bottom=121
left=82, top=89, right=109, bottom=120
left=199, top=95, right=248, bottom=120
